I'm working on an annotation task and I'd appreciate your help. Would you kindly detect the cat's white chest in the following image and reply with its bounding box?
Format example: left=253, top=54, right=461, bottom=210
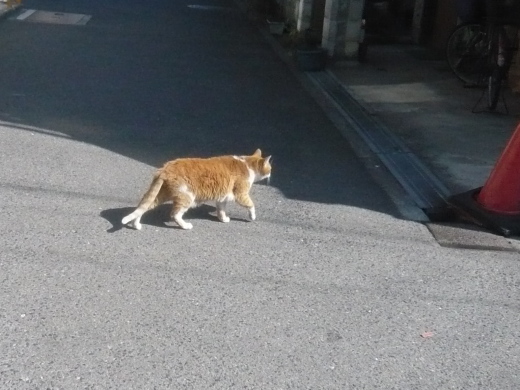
left=247, top=168, right=255, bottom=186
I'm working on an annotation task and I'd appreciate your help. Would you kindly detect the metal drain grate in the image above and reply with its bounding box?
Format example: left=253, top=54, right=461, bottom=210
left=16, top=9, right=91, bottom=25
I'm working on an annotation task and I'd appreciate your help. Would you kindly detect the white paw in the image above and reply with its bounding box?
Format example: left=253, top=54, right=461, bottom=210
left=181, top=222, right=193, bottom=230
left=220, top=216, right=230, bottom=223
left=249, top=209, right=256, bottom=221
left=129, top=221, right=142, bottom=230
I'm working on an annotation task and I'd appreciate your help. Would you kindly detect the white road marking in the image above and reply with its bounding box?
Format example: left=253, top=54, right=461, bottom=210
left=17, top=9, right=36, bottom=20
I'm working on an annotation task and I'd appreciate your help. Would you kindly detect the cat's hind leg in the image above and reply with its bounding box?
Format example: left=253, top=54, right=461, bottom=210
left=122, top=206, right=148, bottom=230
left=170, top=194, right=194, bottom=230
left=122, top=209, right=144, bottom=230
left=216, top=200, right=230, bottom=223
left=122, top=177, right=164, bottom=230
left=130, top=215, right=143, bottom=230
left=171, top=207, right=193, bottom=230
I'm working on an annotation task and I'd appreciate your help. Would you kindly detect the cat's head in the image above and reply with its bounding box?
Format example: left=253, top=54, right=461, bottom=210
left=248, top=149, right=272, bottom=183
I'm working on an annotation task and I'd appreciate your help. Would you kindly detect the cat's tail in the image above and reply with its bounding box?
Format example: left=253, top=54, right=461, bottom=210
left=122, top=176, right=164, bottom=229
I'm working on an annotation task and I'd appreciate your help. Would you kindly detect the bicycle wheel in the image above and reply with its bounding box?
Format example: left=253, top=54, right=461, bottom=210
left=446, top=23, right=489, bottom=86
left=487, top=28, right=502, bottom=111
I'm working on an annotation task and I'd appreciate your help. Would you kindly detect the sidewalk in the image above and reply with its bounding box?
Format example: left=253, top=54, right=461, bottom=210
left=330, top=44, right=520, bottom=196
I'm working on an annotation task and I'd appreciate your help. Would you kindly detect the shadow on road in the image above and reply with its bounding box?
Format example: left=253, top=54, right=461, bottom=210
left=100, top=204, right=249, bottom=232
left=0, top=0, right=400, bottom=220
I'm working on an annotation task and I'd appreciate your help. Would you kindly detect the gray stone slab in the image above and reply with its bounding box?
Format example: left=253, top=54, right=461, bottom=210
left=426, top=222, right=518, bottom=251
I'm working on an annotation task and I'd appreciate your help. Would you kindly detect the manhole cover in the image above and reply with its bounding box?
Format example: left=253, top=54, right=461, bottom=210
left=17, top=9, right=91, bottom=25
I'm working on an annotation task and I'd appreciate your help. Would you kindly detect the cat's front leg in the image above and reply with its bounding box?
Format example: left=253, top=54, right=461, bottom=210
left=236, top=193, right=256, bottom=221
left=216, top=201, right=230, bottom=223
left=249, top=206, right=256, bottom=221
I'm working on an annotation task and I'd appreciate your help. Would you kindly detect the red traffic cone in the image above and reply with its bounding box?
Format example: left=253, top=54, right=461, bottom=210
left=448, top=122, right=520, bottom=236
left=476, top=122, right=520, bottom=215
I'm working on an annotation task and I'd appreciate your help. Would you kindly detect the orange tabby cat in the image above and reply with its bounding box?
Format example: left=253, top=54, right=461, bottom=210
left=122, top=149, right=272, bottom=230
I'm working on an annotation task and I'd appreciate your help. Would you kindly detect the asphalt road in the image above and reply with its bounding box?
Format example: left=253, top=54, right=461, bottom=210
left=1, top=0, right=519, bottom=389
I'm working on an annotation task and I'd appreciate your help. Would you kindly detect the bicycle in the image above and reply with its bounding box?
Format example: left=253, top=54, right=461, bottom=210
left=446, top=0, right=519, bottom=111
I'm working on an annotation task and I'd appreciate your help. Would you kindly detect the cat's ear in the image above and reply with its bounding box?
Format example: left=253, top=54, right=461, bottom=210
left=253, top=149, right=262, bottom=157
left=264, top=155, right=272, bottom=166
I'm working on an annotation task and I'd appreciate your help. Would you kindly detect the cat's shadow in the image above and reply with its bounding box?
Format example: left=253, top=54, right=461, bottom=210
left=100, top=204, right=247, bottom=233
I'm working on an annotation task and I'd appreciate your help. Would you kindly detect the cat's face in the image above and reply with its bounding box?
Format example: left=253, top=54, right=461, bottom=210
left=250, top=149, right=272, bottom=183
left=259, top=156, right=272, bottom=182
